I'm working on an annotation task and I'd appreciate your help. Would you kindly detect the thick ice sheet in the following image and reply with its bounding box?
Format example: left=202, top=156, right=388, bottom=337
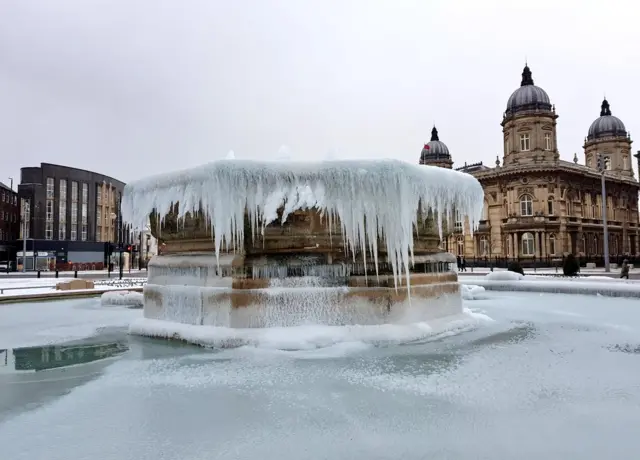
left=121, top=159, right=484, bottom=289
left=461, top=273, right=640, bottom=298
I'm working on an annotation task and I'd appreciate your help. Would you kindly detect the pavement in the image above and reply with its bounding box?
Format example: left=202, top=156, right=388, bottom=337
left=0, top=269, right=147, bottom=280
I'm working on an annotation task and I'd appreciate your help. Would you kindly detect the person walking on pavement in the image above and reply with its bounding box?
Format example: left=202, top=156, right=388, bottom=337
left=620, top=259, right=630, bottom=279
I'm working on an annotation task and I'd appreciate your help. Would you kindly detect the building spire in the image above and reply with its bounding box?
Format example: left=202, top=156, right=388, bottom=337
left=600, top=98, right=612, bottom=116
left=430, top=126, right=439, bottom=142
left=521, top=65, right=534, bottom=86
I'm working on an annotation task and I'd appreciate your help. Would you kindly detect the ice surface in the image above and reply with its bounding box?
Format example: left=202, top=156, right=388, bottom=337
left=460, top=284, right=487, bottom=300
left=100, top=291, right=144, bottom=308
left=485, top=271, right=524, bottom=281
left=461, top=274, right=640, bottom=298
left=121, top=158, right=483, bottom=290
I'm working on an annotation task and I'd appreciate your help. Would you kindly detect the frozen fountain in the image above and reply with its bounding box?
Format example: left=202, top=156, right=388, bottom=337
left=121, top=158, right=483, bottom=340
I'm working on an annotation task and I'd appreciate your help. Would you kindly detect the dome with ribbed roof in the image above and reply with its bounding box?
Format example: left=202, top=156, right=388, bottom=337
left=505, top=65, right=552, bottom=116
left=420, top=126, right=450, bottom=162
left=587, top=99, right=627, bottom=141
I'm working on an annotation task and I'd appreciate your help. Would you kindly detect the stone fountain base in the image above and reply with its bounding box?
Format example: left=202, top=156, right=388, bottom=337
left=133, top=252, right=463, bottom=334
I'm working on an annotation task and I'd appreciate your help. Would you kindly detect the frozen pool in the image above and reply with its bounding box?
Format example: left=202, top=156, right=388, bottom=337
left=1, top=292, right=640, bottom=460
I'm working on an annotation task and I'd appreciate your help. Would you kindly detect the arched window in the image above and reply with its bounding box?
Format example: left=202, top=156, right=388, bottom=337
left=456, top=237, right=464, bottom=256
left=547, top=196, right=554, bottom=215
left=479, top=235, right=489, bottom=256
left=521, top=232, right=535, bottom=256
left=520, top=195, right=534, bottom=216
left=548, top=234, right=556, bottom=256
left=604, top=156, right=611, bottom=170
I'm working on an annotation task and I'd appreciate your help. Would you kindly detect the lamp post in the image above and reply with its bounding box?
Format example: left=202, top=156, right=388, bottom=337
left=117, top=197, right=123, bottom=280
left=597, top=154, right=610, bottom=272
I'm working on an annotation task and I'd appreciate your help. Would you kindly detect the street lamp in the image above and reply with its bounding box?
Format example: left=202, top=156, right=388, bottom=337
left=596, top=154, right=610, bottom=272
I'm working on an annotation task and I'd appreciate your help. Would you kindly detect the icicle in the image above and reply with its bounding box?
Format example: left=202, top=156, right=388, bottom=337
left=121, top=159, right=484, bottom=291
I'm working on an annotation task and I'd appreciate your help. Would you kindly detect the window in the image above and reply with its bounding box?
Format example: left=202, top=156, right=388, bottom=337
left=544, top=133, right=551, bottom=150
left=480, top=235, right=489, bottom=256
left=21, top=199, right=30, bottom=239
left=97, top=208, right=101, bottom=225
left=46, top=177, right=54, bottom=198
left=548, top=234, right=556, bottom=255
left=520, top=194, right=534, bottom=216
left=59, top=179, right=67, bottom=200
left=71, top=181, right=78, bottom=202
left=97, top=185, right=102, bottom=206
left=45, top=222, right=53, bottom=240
left=59, top=200, right=66, bottom=240
left=521, top=232, right=535, bottom=256
left=81, top=224, right=88, bottom=241
left=82, top=203, right=87, bottom=224
left=547, top=197, right=554, bottom=215
left=454, top=211, right=462, bottom=231
left=71, top=202, right=78, bottom=224
left=519, top=133, right=530, bottom=151
left=46, top=200, right=54, bottom=222
left=70, top=225, right=77, bottom=241
left=604, top=156, right=611, bottom=170
left=82, top=183, right=88, bottom=202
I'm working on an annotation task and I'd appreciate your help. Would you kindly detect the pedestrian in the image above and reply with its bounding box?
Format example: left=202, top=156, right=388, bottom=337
left=456, top=255, right=461, bottom=272
left=461, top=256, right=467, bottom=272
left=620, top=259, right=630, bottom=279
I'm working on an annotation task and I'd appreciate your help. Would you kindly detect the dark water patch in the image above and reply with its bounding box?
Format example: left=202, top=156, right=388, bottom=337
left=608, top=343, right=640, bottom=354
left=469, top=321, right=537, bottom=347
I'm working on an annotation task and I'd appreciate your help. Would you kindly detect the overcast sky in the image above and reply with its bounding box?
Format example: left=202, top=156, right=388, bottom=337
left=1, top=0, right=639, bottom=186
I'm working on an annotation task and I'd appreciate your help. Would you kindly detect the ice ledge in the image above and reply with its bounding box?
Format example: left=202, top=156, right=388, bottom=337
left=460, top=278, right=640, bottom=298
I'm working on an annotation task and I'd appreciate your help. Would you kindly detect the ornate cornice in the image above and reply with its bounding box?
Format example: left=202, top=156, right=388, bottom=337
left=471, top=162, right=639, bottom=189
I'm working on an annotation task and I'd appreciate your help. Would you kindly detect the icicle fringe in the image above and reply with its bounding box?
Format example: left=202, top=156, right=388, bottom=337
left=121, top=159, right=484, bottom=291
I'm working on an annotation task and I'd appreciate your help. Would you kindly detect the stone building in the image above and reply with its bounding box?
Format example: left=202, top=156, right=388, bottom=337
left=422, top=65, right=640, bottom=261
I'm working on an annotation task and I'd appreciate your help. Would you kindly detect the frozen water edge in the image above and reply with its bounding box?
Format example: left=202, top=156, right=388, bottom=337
left=128, top=308, right=493, bottom=350
left=460, top=277, right=640, bottom=298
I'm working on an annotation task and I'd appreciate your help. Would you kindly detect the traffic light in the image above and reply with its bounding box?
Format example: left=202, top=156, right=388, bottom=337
left=126, top=245, right=132, bottom=252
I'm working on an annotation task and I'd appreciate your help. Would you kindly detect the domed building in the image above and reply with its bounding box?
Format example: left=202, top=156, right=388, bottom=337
left=584, top=99, right=634, bottom=178
left=419, top=126, right=453, bottom=169
left=443, top=65, right=640, bottom=265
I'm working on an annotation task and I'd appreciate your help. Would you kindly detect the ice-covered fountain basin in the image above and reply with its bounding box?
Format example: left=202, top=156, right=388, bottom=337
left=137, top=254, right=462, bottom=330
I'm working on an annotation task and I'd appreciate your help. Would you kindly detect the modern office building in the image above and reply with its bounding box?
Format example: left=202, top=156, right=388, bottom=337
left=17, top=163, right=129, bottom=270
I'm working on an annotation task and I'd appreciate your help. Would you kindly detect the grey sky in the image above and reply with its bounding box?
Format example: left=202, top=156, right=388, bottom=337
left=1, top=0, right=638, bottom=185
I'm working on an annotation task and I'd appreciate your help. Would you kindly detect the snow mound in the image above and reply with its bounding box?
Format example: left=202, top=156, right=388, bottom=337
left=121, top=158, right=484, bottom=291
left=101, top=290, right=144, bottom=308
left=461, top=284, right=487, bottom=300
left=485, top=271, right=524, bottom=281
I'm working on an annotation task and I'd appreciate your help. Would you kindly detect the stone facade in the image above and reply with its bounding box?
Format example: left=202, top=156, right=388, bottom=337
left=421, top=66, right=640, bottom=260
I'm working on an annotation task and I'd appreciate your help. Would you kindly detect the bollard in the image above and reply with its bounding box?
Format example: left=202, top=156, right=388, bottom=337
left=490, top=266, right=494, bottom=272
left=74, top=270, right=78, bottom=278
left=37, top=270, right=41, bottom=278
left=55, top=270, right=59, bottom=278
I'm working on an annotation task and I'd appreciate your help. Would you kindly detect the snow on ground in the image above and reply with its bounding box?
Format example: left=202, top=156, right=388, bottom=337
left=0, top=297, right=142, bottom=349
left=460, top=271, right=640, bottom=297
left=101, top=291, right=144, bottom=308
left=0, top=278, right=147, bottom=297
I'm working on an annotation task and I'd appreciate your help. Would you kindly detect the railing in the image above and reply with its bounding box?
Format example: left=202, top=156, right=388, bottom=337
left=457, top=255, right=638, bottom=270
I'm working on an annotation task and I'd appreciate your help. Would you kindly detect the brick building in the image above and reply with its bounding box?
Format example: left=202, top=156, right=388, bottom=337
left=0, top=182, right=19, bottom=265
